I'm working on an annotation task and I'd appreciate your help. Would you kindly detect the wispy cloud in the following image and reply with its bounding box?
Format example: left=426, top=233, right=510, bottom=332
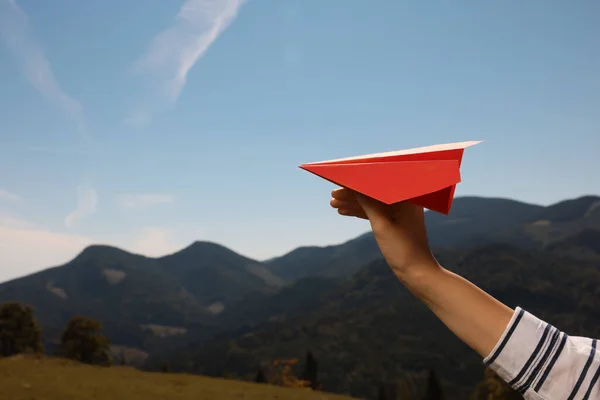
left=65, top=186, right=98, bottom=228
left=0, top=189, right=21, bottom=202
left=117, top=193, right=174, bottom=208
left=0, top=0, right=89, bottom=143
left=128, top=0, right=247, bottom=123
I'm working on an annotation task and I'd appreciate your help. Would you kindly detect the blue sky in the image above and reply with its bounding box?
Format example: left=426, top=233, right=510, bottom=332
left=0, top=0, right=598, bottom=282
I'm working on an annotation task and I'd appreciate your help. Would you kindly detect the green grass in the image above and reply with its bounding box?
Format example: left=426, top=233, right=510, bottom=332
left=0, top=355, right=356, bottom=400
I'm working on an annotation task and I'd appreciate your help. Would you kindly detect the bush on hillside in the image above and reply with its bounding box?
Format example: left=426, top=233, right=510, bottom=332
left=58, top=316, right=111, bottom=366
left=469, top=368, right=522, bottom=399
left=270, top=358, right=312, bottom=388
left=0, top=302, right=44, bottom=357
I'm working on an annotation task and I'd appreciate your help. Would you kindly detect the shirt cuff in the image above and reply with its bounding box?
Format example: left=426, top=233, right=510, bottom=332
left=483, top=307, right=562, bottom=394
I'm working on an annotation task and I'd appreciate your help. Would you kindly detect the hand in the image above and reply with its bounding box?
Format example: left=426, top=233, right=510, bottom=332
left=330, top=188, right=440, bottom=282
left=331, top=188, right=515, bottom=359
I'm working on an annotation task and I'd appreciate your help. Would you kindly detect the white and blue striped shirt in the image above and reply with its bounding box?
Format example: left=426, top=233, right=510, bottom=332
left=485, top=307, right=600, bottom=399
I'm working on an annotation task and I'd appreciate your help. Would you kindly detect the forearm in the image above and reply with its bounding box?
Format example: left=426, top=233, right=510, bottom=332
left=398, top=262, right=600, bottom=399
left=398, top=262, right=514, bottom=358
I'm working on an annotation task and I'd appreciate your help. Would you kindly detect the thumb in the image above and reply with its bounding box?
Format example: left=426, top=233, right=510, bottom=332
left=353, top=192, right=392, bottom=226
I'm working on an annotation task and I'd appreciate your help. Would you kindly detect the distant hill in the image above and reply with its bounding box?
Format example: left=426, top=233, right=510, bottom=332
left=0, top=241, right=285, bottom=353
left=167, top=238, right=600, bottom=399
left=158, top=241, right=285, bottom=307
left=266, top=195, right=600, bottom=281
left=546, top=229, right=600, bottom=260
left=264, top=233, right=381, bottom=282
left=466, top=195, right=600, bottom=248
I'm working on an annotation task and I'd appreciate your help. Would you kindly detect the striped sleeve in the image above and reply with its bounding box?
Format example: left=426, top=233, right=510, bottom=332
left=483, top=307, right=600, bottom=400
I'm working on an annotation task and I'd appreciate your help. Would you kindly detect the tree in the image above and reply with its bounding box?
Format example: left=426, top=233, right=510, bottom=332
left=397, top=378, right=416, bottom=400
left=377, top=383, right=387, bottom=400
left=271, top=358, right=311, bottom=388
left=120, top=350, right=126, bottom=366
left=300, top=350, right=319, bottom=389
left=254, top=367, right=268, bottom=383
left=469, top=368, right=523, bottom=400
left=377, top=382, right=397, bottom=400
left=423, top=369, right=445, bottom=400
left=161, top=361, right=170, bottom=372
left=0, top=302, right=43, bottom=357
left=59, top=316, right=110, bottom=366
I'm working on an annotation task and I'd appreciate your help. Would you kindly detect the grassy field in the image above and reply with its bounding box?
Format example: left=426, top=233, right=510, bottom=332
left=0, top=355, right=357, bottom=400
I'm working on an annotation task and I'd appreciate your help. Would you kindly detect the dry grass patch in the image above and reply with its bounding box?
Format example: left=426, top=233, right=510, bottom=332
left=0, top=355, right=356, bottom=400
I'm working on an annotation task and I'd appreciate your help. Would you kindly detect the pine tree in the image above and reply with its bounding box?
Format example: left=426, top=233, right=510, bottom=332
left=59, top=316, right=110, bottom=365
left=255, top=367, right=268, bottom=383
left=301, top=350, right=319, bottom=389
left=377, top=382, right=397, bottom=400
left=423, top=368, right=445, bottom=400
left=0, top=302, right=43, bottom=357
left=377, top=383, right=387, bottom=400
left=161, top=361, right=170, bottom=372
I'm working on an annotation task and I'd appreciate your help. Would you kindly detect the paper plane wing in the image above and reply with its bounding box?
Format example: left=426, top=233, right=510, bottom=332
left=300, top=141, right=480, bottom=214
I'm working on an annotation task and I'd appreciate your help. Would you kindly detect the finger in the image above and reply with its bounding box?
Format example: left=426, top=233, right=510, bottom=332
left=331, top=199, right=367, bottom=218
left=335, top=205, right=367, bottom=217
left=330, top=198, right=360, bottom=209
left=338, top=208, right=368, bottom=220
left=331, top=187, right=355, bottom=200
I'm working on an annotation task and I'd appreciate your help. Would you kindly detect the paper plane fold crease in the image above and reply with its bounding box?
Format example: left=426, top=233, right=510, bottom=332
left=300, top=141, right=481, bottom=215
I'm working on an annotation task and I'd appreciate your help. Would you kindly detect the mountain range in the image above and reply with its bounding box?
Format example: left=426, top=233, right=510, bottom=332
left=0, top=241, right=285, bottom=353
left=167, top=239, right=600, bottom=398
left=1, top=195, right=599, bottom=399
left=265, top=195, right=600, bottom=280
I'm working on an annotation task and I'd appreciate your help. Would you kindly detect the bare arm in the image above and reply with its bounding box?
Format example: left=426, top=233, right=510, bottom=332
left=331, top=188, right=513, bottom=357
left=401, top=264, right=513, bottom=358
left=330, top=188, right=600, bottom=399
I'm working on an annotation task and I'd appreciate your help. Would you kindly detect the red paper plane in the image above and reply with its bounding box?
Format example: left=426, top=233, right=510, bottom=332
left=299, top=141, right=481, bottom=215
